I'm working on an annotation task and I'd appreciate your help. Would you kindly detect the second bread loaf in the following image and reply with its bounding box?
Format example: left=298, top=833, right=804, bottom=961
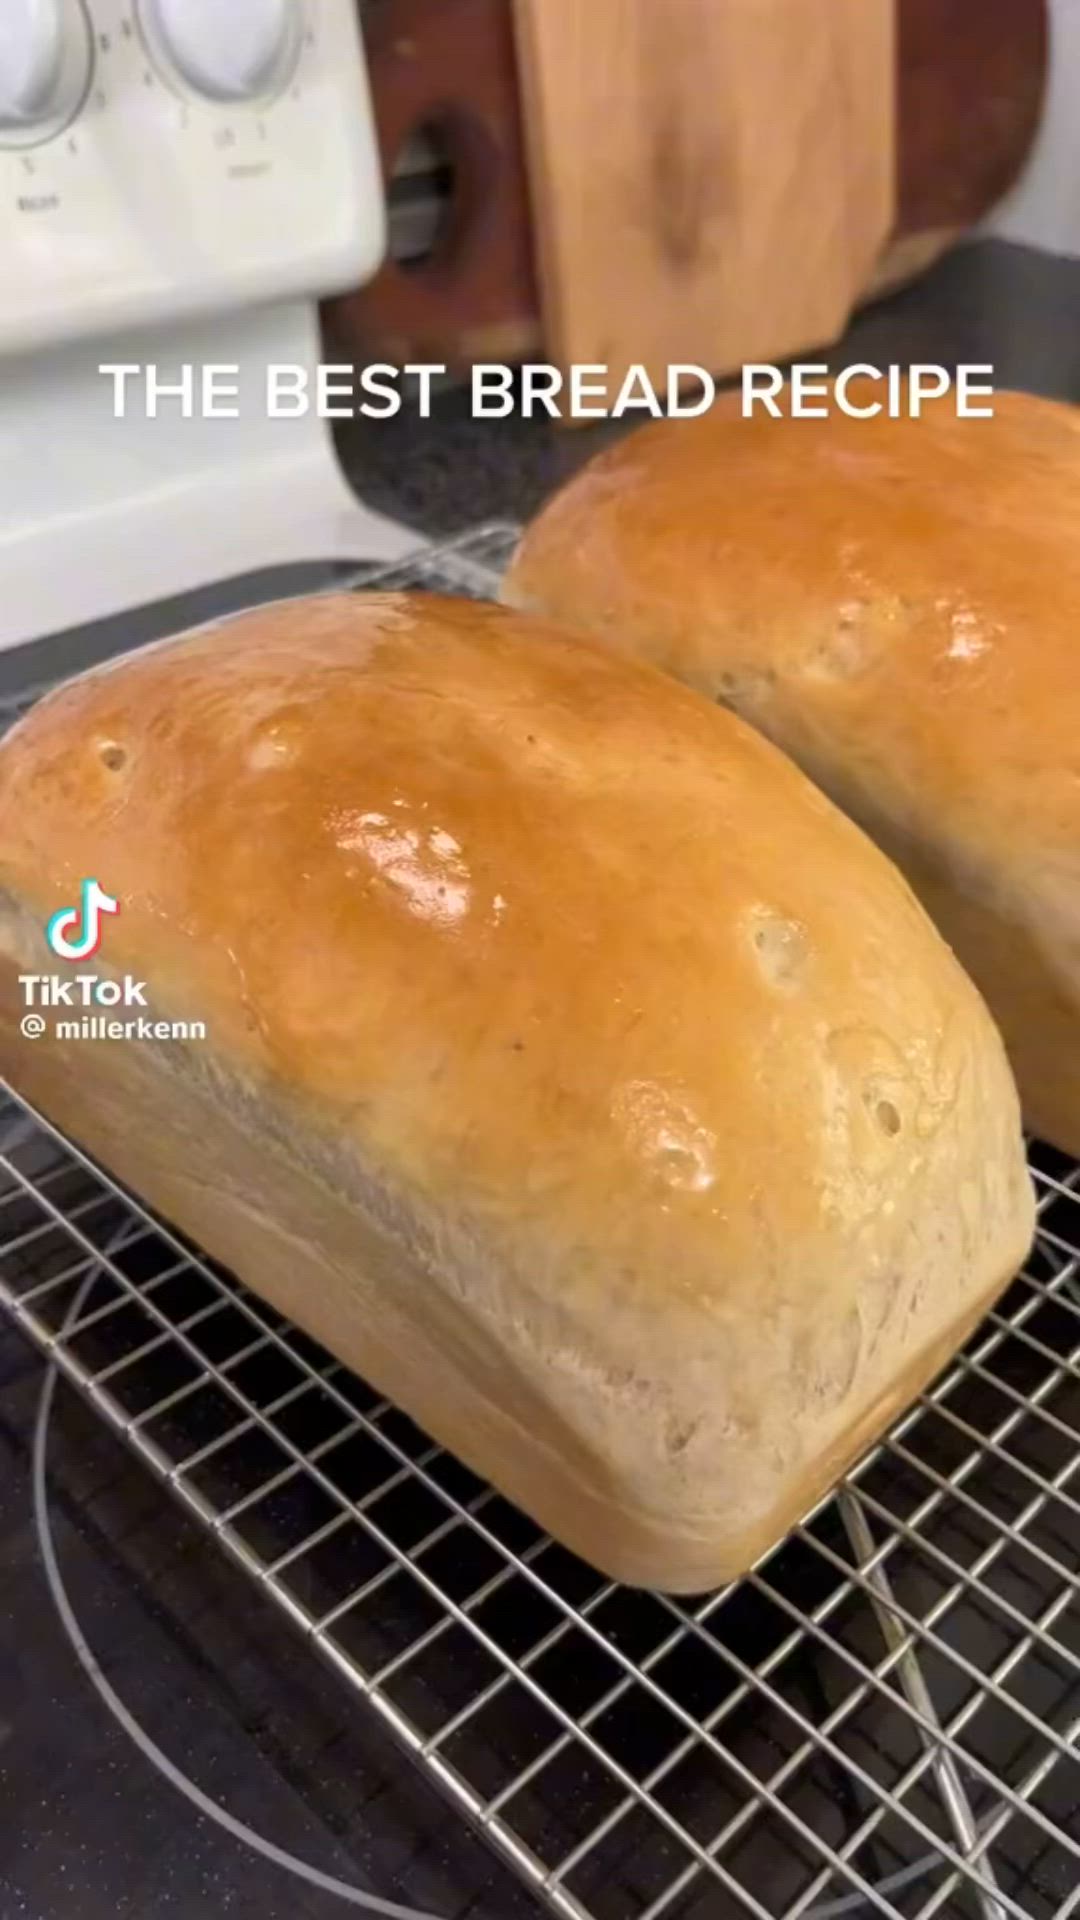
left=504, top=386, right=1080, bottom=1156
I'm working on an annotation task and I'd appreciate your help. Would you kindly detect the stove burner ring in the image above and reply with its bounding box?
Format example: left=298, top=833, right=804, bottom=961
left=30, top=1245, right=445, bottom=1920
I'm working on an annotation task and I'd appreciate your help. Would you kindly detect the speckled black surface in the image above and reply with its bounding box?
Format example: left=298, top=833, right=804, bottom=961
left=4, top=237, right=1080, bottom=1920
left=0, top=1333, right=541, bottom=1920
left=336, top=240, right=1080, bottom=537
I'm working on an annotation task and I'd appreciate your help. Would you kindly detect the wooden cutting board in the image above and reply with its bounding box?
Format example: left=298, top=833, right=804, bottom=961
left=327, top=0, right=541, bottom=371
left=511, top=0, right=895, bottom=390
left=333, top=0, right=1045, bottom=380
left=871, top=0, right=1048, bottom=296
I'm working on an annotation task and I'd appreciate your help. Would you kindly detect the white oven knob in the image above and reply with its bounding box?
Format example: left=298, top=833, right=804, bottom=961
left=140, top=0, right=299, bottom=103
left=0, top=0, right=91, bottom=133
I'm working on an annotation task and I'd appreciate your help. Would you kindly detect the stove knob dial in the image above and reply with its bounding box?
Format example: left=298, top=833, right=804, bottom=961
left=140, top=0, right=299, bottom=104
left=0, top=0, right=91, bottom=135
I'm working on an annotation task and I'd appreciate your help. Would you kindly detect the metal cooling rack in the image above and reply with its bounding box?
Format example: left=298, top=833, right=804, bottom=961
left=2, top=525, right=1079, bottom=1920
left=347, top=521, right=523, bottom=598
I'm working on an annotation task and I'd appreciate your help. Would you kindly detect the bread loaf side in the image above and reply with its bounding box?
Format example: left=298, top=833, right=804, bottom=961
left=0, top=592, right=1034, bottom=1588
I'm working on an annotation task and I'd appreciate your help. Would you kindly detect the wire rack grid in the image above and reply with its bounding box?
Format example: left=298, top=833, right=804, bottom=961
left=1, top=525, right=1079, bottom=1920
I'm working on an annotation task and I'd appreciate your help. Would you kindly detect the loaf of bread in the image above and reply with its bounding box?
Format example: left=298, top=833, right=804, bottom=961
left=505, top=385, right=1080, bottom=1158
left=0, top=592, right=1032, bottom=1590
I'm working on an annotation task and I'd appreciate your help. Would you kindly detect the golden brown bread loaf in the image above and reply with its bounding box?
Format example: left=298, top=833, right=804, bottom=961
left=0, top=592, right=1033, bottom=1589
left=504, top=385, right=1080, bottom=1157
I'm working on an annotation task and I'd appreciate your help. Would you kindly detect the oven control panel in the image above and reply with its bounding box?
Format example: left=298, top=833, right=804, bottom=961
left=0, top=0, right=386, bottom=351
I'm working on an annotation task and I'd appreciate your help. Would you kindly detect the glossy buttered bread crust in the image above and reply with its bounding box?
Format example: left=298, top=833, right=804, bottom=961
left=505, top=384, right=1080, bottom=1157
left=0, top=592, right=1033, bottom=1588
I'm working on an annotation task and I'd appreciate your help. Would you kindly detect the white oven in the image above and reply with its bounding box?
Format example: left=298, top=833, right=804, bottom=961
left=0, top=0, right=417, bottom=659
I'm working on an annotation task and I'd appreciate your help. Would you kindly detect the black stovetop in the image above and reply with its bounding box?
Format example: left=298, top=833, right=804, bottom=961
left=4, top=239, right=1080, bottom=1920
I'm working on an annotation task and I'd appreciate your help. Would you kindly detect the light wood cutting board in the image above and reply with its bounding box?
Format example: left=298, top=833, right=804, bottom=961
left=512, top=0, right=896, bottom=392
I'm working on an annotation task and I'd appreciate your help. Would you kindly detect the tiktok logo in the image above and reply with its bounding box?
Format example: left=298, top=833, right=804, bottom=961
left=46, top=880, right=120, bottom=963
